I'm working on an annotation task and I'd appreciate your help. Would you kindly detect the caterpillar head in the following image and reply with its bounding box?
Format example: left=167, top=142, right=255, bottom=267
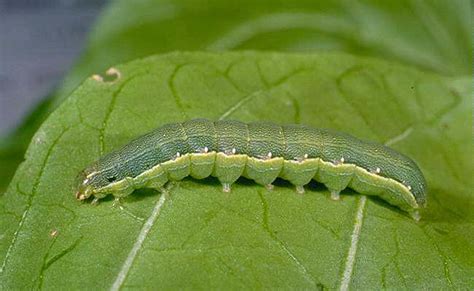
left=75, top=164, right=108, bottom=201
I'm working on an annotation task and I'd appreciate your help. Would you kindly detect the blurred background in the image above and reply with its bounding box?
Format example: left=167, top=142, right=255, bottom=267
left=0, top=0, right=107, bottom=135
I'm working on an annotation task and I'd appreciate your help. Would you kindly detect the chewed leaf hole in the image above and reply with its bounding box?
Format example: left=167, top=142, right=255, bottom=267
left=91, top=67, right=121, bottom=83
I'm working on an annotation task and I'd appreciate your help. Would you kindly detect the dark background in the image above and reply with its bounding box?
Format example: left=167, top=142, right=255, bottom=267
left=0, top=0, right=107, bottom=135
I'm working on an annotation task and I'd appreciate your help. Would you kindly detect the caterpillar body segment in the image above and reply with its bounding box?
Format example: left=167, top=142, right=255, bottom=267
left=76, top=119, right=427, bottom=215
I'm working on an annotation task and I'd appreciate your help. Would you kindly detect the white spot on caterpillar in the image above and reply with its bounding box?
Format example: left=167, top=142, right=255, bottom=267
left=224, top=148, right=235, bottom=155
left=176, top=152, right=181, bottom=158
left=267, top=152, right=272, bottom=159
left=371, top=167, right=381, bottom=174
left=198, top=147, right=209, bottom=153
left=86, top=171, right=98, bottom=178
left=83, top=178, right=90, bottom=185
left=407, top=185, right=412, bottom=191
left=295, top=154, right=308, bottom=162
left=340, top=157, right=345, bottom=164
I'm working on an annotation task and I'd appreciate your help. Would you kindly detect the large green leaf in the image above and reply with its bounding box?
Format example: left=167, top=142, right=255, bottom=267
left=1, top=0, right=471, bottom=192
left=1, top=52, right=472, bottom=289
left=57, top=0, right=472, bottom=101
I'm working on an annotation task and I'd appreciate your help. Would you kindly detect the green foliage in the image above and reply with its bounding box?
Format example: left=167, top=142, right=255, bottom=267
left=1, top=52, right=472, bottom=289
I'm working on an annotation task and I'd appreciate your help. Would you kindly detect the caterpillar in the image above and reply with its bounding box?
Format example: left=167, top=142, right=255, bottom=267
left=75, top=119, right=426, bottom=217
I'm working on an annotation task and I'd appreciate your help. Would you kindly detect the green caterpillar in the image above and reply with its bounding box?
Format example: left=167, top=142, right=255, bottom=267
left=76, top=119, right=426, bottom=216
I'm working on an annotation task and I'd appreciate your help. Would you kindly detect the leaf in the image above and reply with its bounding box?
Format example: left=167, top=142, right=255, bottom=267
left=1, top=0, right=471, bottom=192
left=1, top=52, right=472, bottom=289
left=0, top=95, right=55, bottom=192
left=56, top=0, right=472, bottom=104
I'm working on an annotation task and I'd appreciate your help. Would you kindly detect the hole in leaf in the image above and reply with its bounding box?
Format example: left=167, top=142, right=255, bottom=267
left=91, top=67, right=121, bottom=83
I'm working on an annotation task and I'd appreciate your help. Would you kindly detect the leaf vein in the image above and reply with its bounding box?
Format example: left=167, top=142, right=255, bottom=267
left=110, top=190, right=169, bottom=290
left=257, top=191, right=319, bottom=287
left=218, top=68, right=312, bottom=120
left=0, top=127, right=70, bottom=275
left=168, top=64, right=189, bottom=120
left=339, top=196, right=367, bottom=291
left=99, top=73, right=147, bottom=154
